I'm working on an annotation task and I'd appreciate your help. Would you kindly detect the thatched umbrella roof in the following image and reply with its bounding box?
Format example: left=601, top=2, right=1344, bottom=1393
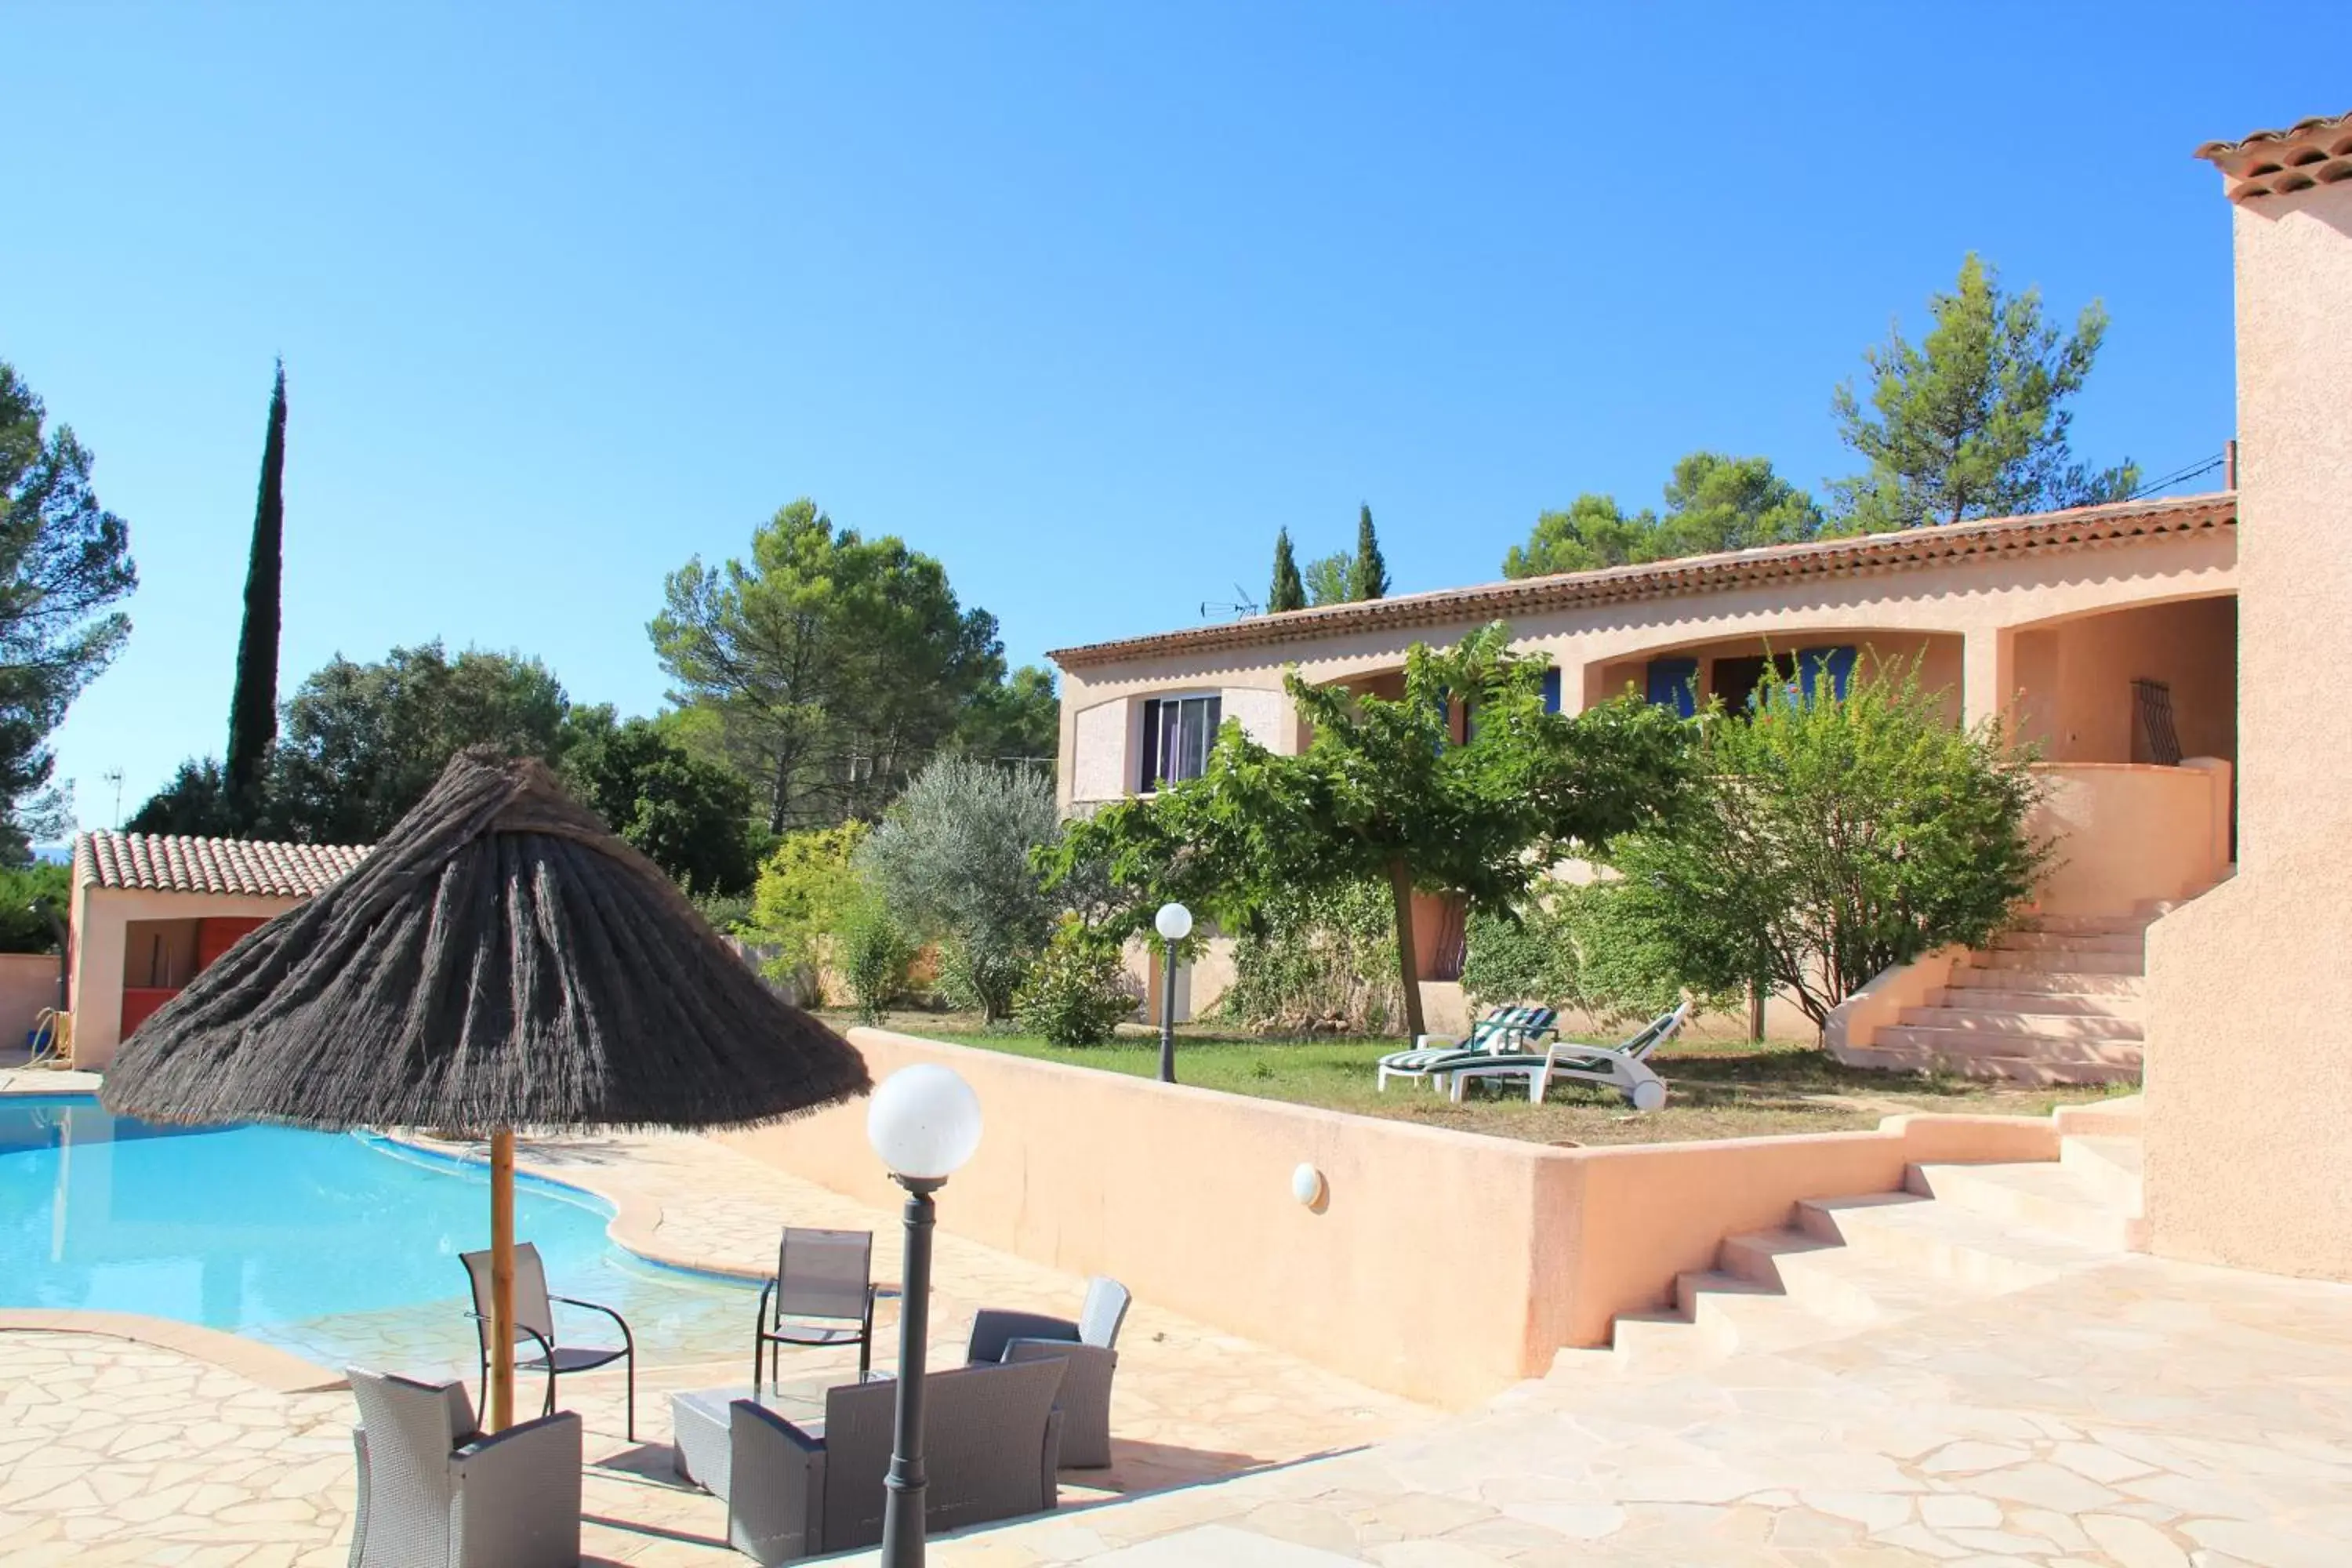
left=102, top=750, right=871, bottom=1133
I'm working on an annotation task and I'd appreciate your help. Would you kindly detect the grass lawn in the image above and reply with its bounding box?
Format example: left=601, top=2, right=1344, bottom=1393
left=826, top=1012, right=2127, bottom=1147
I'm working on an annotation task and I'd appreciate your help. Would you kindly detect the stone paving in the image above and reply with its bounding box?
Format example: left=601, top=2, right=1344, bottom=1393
left=0, top=1115, right=1432, bottom=1565
left=5, top=1078, right=2352, bottom=1566
left=882, top=1247, right=2352, bottom=1567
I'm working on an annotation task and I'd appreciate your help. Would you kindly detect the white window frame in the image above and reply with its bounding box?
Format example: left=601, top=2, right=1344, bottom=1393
left=1136, top=691, right=1224, bottom=794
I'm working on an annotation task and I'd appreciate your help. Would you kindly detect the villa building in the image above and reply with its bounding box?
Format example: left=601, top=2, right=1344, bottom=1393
left=1050, top=492, right=2241, bottom=1063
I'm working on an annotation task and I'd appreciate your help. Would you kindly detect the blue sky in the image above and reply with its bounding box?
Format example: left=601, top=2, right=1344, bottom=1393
left=7, top=4, right=2339, bottom=828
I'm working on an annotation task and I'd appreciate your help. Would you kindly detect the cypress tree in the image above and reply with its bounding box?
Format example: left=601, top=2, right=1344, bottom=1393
left=226, top=361, right=287, bottom=811
left=1350, top=503, right=1390, bottom=600
left=1268, top=528, right=1306, bottom=613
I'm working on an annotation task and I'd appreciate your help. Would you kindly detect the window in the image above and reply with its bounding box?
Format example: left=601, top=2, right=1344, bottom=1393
left=1646, top=657, right=1700, bottom=718
left=1137, top=695, right=1222, bottom=792
left=1795, top=645, right=1857, bottom=701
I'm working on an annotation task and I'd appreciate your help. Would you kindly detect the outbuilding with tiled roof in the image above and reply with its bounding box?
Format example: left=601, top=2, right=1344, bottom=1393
left=66, top=831, right=373, bottom=1069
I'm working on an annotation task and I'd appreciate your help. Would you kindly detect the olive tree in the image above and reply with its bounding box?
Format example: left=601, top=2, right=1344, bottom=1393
left=856, top=756, right=1058, bottom=1022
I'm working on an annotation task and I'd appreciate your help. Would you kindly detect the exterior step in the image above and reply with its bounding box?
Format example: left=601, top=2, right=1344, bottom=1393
left=2013, top=913, right=2154, bottom=936
left=1796, top=1191, right=2111, bottom=1290
left=1607, top=1309, right=1720, bottom=1374
left=1894, top=1007, right=2142, bottom=1040
left=1924, top=985, right=2141, bottom=1016
left=2055, top=1094, right=2145, bottom=1138
left=2060, top=1134, right=2145, bottom=1215
left=1906, top=1160, right=2136, bottom=1250
left=1989, top=930, right=2145, bottom=955
left=1672, top=1269, right=1825, bottom=1356
left=1943, top=967, right=2142, bottom=997
left=1972, top=949, right=2145, bottom=976
left=1871, top=1027, right=2143, bottom=1069
left=1839, top=1044, right=2142, bottom=1085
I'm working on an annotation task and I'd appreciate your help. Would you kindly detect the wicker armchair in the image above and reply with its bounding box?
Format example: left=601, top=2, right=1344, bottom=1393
left=724, top=1358, right=1064, bottom=1565
left=965, top=1276, right=1131, bottom=1467
left=347, top=1367, right=581, bottom=1568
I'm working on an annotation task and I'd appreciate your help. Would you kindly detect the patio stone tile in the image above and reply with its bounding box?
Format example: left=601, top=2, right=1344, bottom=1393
left=13, top=1121, right=2352, bottom=1566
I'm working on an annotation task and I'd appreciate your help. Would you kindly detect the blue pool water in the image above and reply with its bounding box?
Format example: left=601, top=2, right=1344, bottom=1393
left=0, top=1094, right=753, bottom=1370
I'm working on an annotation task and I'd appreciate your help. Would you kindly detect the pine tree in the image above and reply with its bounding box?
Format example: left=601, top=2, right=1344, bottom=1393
left=1268, top=527, right=1306, bottom=613
left=1350, top=503, right=1389, bottom=599
left=1831, top=255, right=2137, bottom=531
left=226, top=361, right=287, bottom=811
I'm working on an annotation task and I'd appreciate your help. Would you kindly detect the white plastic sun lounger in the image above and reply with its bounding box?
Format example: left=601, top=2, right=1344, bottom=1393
left=1445, top=1000, right=1693, bottom=1111
left=1375, top=1005, right=1556, bottom=1092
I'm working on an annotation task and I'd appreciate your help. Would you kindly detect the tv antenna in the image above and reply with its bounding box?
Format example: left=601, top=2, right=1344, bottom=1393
left=102, top=769, right=124, bottom=829
left=1200, top=583, right=1262, bottom=620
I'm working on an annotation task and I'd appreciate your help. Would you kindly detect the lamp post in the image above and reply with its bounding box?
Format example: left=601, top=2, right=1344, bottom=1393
left=866, top=1065, right=985, bottom=1568
left=1154, top=902, right=1192, bottom=1083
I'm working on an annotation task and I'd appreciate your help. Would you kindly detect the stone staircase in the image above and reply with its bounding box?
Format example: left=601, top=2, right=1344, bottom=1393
left=1842, top=906, right=2176, bottom=1086
left=1558, top=1099, right=2145, bottom=1378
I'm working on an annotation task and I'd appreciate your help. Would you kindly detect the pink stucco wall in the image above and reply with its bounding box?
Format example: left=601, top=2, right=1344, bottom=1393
left=0, top=952, right=63, bottom=1047
left=2012, top=597, right=2236, bottom=767
left=724, top=1027, right=2060, bottom=1405
left=2143, top=172, right=2352, bottom=1280
left=2027, top=761, right=2234, bottom=916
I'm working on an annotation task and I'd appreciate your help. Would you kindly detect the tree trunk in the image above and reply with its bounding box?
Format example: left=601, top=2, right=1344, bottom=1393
left=1386, top=858, right=1426, bottom=1040
left=767, top=750, right=791, bottom=835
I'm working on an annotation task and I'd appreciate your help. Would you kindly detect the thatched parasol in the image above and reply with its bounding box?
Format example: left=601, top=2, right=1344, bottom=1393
left=103, top=750, right=870, bottom=1428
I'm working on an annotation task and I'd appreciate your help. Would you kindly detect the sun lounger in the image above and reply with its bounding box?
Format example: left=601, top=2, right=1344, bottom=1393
left=1375, top=1004, right=1556, bottom=1092
left=1445, top=1000, right=1693, bottom=1111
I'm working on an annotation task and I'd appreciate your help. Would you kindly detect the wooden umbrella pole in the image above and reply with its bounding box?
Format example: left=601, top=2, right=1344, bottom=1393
left=489, top=1127, right=516, bottom=1432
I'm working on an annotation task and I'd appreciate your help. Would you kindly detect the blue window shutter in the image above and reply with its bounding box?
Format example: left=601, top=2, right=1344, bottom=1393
left=1796, top=645, right=1858, bottom=700
left=1646, top=657, right=1699, bottom=719
left=1541, top=668, right=1563, bottom=713
left=1827, top=645, right=1857, bottom=699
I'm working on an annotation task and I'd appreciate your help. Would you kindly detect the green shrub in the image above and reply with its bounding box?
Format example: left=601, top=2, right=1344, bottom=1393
left=1606, top=658, right=2051, bottom=1034
left=938, top=935, right=1035, bottom=1024
left=837, top=895, right=916, bottom=1024
left=1218, top=878, right=1400, bottom=1035
left=0, top=862, right=69, bottom=954
left=1463, top=880, right=1693, bottom=1029
left=688, top=887, right=754, bottom=935
left=747, top=822, right=870, bottom=997
left=1013, top=922, right=1138, bottom=1046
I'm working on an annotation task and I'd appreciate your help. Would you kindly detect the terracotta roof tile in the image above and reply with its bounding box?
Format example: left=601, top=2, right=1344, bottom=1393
left=2195, top=111, right=2352, bottom=203
left=1048, top=492, right=2237, bottom=671
left=74, top=832, right=370, bottom=898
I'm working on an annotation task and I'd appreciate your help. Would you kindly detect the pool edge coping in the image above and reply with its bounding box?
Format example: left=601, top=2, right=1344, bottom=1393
left=381, top=1130, right=773, bottom=1287
left=0, top=1308, right=348, bottom=1395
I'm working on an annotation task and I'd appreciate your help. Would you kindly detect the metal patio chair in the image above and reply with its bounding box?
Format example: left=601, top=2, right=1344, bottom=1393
left=753, top=1226, right=877, bottom=1391
left=459, top=1241, right=637, bottom=1440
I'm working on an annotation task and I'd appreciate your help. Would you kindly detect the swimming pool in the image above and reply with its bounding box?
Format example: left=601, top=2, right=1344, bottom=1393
left=0, top=1093, right=755, bottom=1372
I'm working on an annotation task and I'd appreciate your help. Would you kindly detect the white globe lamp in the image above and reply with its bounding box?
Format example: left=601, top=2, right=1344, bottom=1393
left=866, top=1063, right=984, bottom=1181
left=1154, top=902, right=1193, bottom=942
